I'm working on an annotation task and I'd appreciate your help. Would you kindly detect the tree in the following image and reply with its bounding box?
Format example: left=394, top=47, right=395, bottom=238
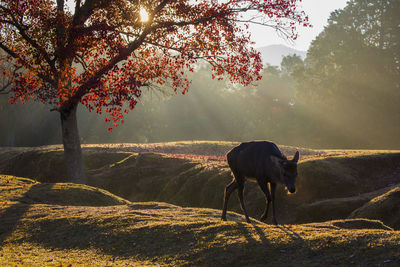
left=280, top=54, right=303, bottom=76
left=0, top=0, right=309, bottom=184
left=291, top=0, right=400, bottom=148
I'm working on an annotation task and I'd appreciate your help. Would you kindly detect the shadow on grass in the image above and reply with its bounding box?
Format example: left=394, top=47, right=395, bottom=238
left=1, top=177, right=399, bottom=265
left=20, top=217, right=208, bottom=261
left=276, top=224, right=316, bottom=257
left=0, top=181, right=122, bottom=248
left=0, top=202, right=31, bottom=247
left=3, top=203, right=400, bottom=265
left=0, top=184, right=54, bottom=247
left=2, top=203, right=274, bottom=264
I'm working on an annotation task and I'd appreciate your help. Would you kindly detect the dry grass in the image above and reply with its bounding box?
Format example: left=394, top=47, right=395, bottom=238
left=1, top=175, right=399, bottom=266
left=1, top=142, right=400, bottom=227
left=349, top=187, right=400, bottom=229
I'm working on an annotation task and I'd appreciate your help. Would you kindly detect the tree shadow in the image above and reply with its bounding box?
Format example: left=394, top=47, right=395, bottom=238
left=17, top=214, right=277, bottom=265
left=3, top=199, right=399, bottom=265
left=1, top=198, right=270, bottom=262
left=0, top=183, right=54, bottom=247
left=0, top=202, right=31, bottom=246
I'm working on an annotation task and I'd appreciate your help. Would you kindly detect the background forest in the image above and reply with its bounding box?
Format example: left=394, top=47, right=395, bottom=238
left=1, top=0, right=399, bottom=149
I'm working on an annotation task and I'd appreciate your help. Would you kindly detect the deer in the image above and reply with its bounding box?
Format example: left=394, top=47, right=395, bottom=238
left=221, top=141, right=299, bottom=224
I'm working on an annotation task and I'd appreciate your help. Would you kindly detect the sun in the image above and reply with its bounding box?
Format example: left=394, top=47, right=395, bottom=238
left=140, top=8, right=149, bottom=22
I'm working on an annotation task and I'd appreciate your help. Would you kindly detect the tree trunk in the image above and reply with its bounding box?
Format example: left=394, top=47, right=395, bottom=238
left=60, top=103, right=87, bottom=184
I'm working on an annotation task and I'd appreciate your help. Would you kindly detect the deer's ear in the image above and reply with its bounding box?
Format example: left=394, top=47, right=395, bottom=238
left=292, top=151, right=299, bottom=163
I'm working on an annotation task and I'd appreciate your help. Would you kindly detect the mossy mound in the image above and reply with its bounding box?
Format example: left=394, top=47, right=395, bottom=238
left=329, top=219, right=393, bottom=231
left=82, top=141, right=320, bottom=157
left=290, top=154, right=400, bottom=204
left=0, top=149, right=130, bottom=183
left=295, top=196, right=371, bottom=223
left=22, top=183, right=129, bottom=206
left=0, top=175, right=38, bottom=202
left=294, top=185, right=399, bottom=223
left=0, top=175, right=128, bottom=206
left=349, top=187, right=400, bottom=230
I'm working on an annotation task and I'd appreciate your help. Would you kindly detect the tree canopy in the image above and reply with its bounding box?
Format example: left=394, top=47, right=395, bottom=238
left=0, top=0, right=309, bottom=183
left=291, top=0, right=400, bottom=147
left=0, top=0, right=309, bottom=127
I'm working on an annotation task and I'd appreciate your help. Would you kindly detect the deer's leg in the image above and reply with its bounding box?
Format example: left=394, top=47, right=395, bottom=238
left=270, top=182, right=278, bottom=225
left=237, top=182, right=251, bottom=223
left=221, top=179, right=239, bottom=221
left=257, top=179, right=272, bottom=222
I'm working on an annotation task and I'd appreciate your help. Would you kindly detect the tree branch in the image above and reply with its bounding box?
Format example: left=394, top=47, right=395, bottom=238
left=59, top=0, right=172, bottom=112
left=0, top=42, right=19, bottom=59
left=56, top=0, right=66, bottom=66
left=75, top=0, right=81, bottom=13
left=72, top=0, right=111, bottom=27
left=75, top=54, right=88, bottom=71
left=0, top=42, right=56, bottom=88
left=0, top=81, right=12, bottom=94
left=1, top=15, right=57, bottom=74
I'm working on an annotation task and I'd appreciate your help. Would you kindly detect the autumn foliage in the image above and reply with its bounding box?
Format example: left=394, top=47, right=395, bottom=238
left=0, top=0, right=309, bottom=183
left=1, top=0, right=309, bottom=127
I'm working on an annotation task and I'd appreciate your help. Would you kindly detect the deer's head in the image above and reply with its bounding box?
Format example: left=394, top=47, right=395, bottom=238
left=275, top=151, right=299, bottom=193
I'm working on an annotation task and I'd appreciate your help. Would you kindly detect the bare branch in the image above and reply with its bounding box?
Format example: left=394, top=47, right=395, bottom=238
left=72, top=0, right=111, bottom=26
left=0, top=42, right=19, bottom=59
left=0, top=81, right=12, bottom=94
left=75, top=54, right=88, bottom=71
left=75, top=0, right=81, bottom=12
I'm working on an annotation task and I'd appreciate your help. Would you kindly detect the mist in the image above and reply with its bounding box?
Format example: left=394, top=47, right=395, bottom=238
left=1, top=0, right=399, bottom=149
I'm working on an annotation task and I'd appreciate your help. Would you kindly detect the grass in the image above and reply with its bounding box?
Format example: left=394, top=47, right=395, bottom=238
left=1, top=142, right=400, bottom=227
left=1, top=175, right=399, bottom=266
left=349, top=187, right=400, bottom=229
left=0, top=175, right=128, bottom=207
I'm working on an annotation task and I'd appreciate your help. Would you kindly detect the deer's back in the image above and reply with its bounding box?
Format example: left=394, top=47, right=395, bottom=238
left=227, top=141, right=284, bottom=178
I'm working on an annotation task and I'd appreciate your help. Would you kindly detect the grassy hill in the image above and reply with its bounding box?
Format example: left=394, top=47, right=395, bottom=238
left=1, top=175, right=399, bottom=266
left=1, top=142, right=399, bottom=227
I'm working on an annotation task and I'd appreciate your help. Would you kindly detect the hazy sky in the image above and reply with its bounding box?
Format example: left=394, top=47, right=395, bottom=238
left=250, top=0, right=349, bottom=51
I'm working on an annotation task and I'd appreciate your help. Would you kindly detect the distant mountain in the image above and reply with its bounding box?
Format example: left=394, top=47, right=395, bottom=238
left=257, top=44, right=306, bottom=67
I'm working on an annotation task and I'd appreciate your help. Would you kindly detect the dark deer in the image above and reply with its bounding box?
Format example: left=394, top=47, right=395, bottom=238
left=221, top=141, right=299, bottom=224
